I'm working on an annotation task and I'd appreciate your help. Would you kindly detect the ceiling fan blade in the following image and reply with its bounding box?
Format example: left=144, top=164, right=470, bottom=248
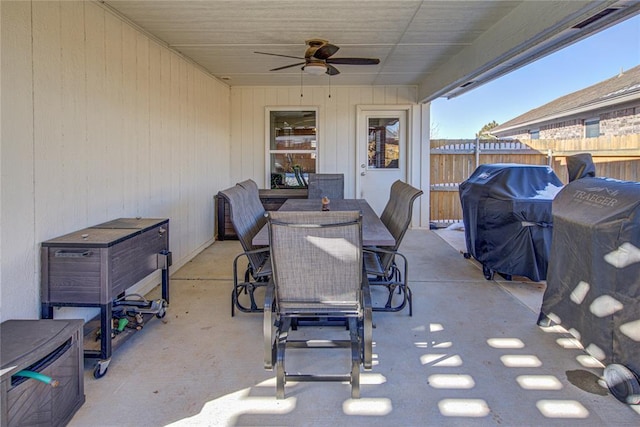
left=270, top=62, right=306, bottom=71
left=326, top=57, right=380, bottom=65
left=326, top=64, right=340, bottom=76
left=254, top=51, right=305, bottom=60
left=313, top=44, right=339, bottom=60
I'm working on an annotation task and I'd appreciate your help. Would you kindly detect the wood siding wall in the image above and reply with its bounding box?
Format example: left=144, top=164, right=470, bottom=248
left=1, top=1, right=231, bottom=321
left=229, top=86, right=418, bottom=199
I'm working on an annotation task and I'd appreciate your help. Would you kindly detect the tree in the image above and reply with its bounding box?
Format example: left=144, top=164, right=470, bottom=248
left=430, top=121, right=440, bottom=139
left=476, top=120, right=499, bottom=139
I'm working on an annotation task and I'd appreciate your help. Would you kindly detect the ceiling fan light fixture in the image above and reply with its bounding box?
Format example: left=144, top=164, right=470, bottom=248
left=304, top=63, right=327, bottom=75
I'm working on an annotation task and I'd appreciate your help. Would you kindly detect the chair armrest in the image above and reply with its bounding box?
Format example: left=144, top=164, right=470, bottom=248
left=233, top=247, right=270, bottom=283
left=363, top=247, right=408, bottom=279
left=263, top=280, right=276, bottom=370
left=361, top=276, right=373, bottom=370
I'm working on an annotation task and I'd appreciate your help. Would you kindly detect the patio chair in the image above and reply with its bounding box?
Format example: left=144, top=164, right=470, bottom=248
left=236, top=178, right=260, bottom=194
left=219, top=183, right=270, bottom=316
left=236, top=179, right=265, bottom=220
left=263, top=210, right=373, bottom=399
left=307, top=173, right=345, bottom=199
left=364, top=180, right=423, bottom=315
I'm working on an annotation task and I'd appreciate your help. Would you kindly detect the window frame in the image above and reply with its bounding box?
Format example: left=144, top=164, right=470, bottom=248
left=265, top=106, right=319, bottom=188
left=584, top=117, right=600, bottom=138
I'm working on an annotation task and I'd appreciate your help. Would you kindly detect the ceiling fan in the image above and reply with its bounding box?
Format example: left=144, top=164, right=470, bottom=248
left=255, top=39, right=380, bottom=76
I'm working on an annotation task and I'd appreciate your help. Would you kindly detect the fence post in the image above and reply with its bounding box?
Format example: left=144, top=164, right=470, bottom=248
left=475, top=137, right=480, bottom=169
left=547, top=148, right=553, bottom=167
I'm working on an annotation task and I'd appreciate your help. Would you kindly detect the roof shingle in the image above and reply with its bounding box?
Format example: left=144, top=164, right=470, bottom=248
left=492, top=64, right=640, bottom=133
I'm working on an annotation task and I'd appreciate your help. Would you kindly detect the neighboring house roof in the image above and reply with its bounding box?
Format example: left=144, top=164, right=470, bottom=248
left=492, top=64, right=640, bottom=135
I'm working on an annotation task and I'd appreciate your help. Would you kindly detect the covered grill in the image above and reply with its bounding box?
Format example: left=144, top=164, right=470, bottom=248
left=459, top=163, right=563, bottom=281
left=539, top=177, right=640, bottom=383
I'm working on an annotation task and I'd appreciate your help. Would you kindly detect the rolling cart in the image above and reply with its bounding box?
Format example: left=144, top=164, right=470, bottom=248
left=41, top=218, right=171, bottom=378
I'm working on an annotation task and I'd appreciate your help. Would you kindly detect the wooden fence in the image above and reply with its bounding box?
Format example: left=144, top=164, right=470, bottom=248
left=430, top=136, right=640, bottom=225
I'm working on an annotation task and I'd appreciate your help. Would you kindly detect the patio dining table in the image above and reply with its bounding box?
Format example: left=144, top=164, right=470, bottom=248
left=252, top=198, right=395, bottom=247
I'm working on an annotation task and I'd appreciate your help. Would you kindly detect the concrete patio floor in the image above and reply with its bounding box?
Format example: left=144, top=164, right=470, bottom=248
left=68, top=228, right=639, bottom=426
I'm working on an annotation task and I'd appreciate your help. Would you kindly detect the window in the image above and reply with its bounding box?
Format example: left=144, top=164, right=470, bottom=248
left=266, top=108, right=318, bottom=188
left=529, top=129, right=540, bottom=140
left=585, top=118, right=600, bottom=138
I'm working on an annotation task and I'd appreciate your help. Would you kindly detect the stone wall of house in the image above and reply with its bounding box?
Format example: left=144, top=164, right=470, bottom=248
left=600, top=105, right=640, bottom=135
left=540, top=119, right=583, bottom=139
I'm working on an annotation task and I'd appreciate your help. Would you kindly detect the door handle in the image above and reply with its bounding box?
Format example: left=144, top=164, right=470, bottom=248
left=361, top=172, right=366, bottom=176
left=360, top=164, right=366, bottom=168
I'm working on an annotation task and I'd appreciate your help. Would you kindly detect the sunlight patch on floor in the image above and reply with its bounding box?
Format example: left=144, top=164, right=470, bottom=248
left=359, top=372, right=387, bottom=385
left=487, top=337, right=525, bottom=349
left=556, top=337, right=583, bottom=349
left=500, top=354, right=542, bottom=368
left=536, top=400, right=589, bottom=418
left=166, top=388, right=296, bottom=426
left=428, top=374, right=475, bottom=389
left=420, top=353, right=463, bottom=367
left=576, top=354, right=605, bottom=368
left=516, top=375, right=563, bottom=390
left=343, top=398, right=393, bottom=416
left=438, top=399, right=490, bottom=417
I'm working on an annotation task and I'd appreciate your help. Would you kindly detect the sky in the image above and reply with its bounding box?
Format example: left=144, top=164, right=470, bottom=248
left=430, top=13, right=640, bottom=139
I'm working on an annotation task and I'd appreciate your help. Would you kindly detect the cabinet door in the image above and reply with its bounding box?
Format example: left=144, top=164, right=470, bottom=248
left=266, top=108, right=318, bottom=188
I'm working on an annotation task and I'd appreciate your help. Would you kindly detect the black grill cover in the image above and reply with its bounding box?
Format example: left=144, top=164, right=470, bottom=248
left=540, top=177, right=640, bottom=373
left=459, top=164, right=563, bottom=281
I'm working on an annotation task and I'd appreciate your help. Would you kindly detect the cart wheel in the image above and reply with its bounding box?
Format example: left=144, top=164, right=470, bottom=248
left=93, top=359, right=110, bottom=379
left=156, top=309, right=166, bottom=319
left=462, top=252, right=471, bottom=259
left=604, top=364, right=640, bottom=405
left=483, top=265, right=494, bottom=280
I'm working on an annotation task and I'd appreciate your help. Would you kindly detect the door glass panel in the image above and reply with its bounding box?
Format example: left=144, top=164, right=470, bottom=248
left=368, top=117, right=400, bottom=169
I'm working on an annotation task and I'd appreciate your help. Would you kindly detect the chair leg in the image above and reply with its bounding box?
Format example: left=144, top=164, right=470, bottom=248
left=371, top=255, right=412, bottom=315
left=231, top=290, right=235, bottom=317
left=349, top=318, right=360, bottom=398
left=264, top=284, right=277, bottom=370
left=384, top=284, right=396, bottom=309
left=275, top=318, right=291, bottom=400
left=232, top=262, right=266, bottom=314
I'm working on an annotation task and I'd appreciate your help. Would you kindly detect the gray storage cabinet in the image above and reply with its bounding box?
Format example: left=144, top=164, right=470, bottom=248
left=40, top=218, right=171, bottom=377
left=1, top=319, right=84, bottom=427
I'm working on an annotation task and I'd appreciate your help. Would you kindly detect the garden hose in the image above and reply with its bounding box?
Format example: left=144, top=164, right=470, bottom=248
left=15, top=370, right=59, bottom=387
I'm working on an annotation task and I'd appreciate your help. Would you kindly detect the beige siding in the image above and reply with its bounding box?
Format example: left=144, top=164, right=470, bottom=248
left=1, top=1, right=37, bottom=317
left=1, top=1, right=231, bottom=321
left=229, top=85, right=418, bottom=197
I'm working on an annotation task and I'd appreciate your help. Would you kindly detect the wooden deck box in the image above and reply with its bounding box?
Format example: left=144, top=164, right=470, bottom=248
left=1, top=319, right=84, bottom=427
left=41, top=218, right=169, bottom=305
left=216, top=189, right=307, bottom=240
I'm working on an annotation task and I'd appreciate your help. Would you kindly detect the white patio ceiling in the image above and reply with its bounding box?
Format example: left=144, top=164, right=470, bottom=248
left=103, top=0, right=640, bottom=102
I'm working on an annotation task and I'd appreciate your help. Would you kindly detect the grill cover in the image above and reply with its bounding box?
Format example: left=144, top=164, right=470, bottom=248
left=459, top=164, right=563, bottom=281
left=539, top=177, right=640, bottom=373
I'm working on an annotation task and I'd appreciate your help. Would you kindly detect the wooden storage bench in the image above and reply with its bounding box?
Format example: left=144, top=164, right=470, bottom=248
left=216, top=188, right=307, bottom=239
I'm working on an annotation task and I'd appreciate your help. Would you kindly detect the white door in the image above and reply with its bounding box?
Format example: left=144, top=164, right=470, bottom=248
left=357, top=109, right=407, bottom=215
